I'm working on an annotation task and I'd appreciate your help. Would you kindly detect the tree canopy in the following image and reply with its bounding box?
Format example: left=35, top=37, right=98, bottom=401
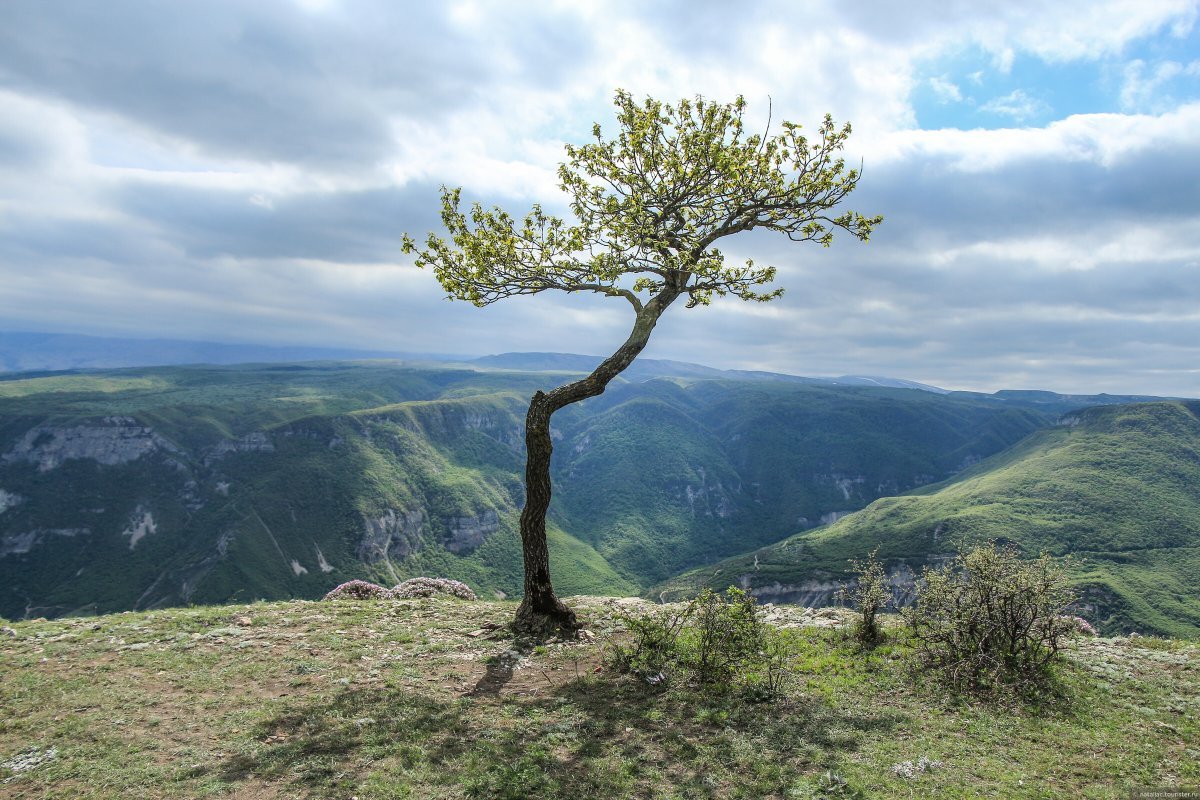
left=403, top=90, right=881, bottom=315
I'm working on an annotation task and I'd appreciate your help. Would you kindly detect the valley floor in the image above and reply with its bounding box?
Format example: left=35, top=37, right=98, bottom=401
left=0, top=597, right=1197, bottom=799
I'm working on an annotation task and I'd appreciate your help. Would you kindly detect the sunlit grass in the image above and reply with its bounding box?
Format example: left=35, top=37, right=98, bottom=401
left=1, top=598, right=1196, bottom=798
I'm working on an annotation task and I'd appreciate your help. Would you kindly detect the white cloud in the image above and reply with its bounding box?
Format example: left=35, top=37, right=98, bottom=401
left=993, top=47, right=1016, bottom=73
left=1, top=0, right=1200, bottom=395
left=978, top=89, right=1052, bottom=121
left=1120, top=58, right=1196, bottom=110
left=929, top=76, right=963, bottom=103
left=871, top=102, right=1200, bottom=170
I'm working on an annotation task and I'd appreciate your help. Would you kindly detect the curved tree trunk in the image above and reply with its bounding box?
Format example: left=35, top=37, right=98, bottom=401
left=514, top=287, right=681, bottom=632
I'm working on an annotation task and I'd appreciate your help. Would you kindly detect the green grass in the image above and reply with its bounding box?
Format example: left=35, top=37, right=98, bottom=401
left=0, top=598, right=1196, bottom=798
left=0, top=375, right=172, bottom=399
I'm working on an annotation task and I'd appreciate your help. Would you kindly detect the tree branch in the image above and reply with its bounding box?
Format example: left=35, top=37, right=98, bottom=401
left=564, top=282, right=644, bottom=312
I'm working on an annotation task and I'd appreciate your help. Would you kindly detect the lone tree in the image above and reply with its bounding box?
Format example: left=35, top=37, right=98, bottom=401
left=403, top=91, right=881, bottom=631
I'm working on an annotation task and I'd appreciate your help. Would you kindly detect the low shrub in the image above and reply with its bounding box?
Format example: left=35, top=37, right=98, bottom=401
left=392, top=577, right=478, bottom=601
left=608, top=604, right=689, bottom=681
left=680, top=587, right=767, bottom=686
left=904, top=542, right=1076, bottom=695
left=609, top=587, right=792, bottom=699
left=322, top=580, right=393, bottom=601
left=838, top=547, right=890, bottom=645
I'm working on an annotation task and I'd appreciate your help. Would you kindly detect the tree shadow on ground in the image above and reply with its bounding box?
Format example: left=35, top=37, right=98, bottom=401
left=208, top=662, right=905, bottom=799
left=468, top=650, right=517, bottom=696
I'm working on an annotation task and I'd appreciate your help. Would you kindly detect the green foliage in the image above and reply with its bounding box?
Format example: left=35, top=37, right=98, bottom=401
left=2, top=358, right=1055, bottom=620
left=0, top=364, right=596, bottom=618
left=904, top=542, right=1077, bottom=696
left=0, top=374, right=169, bottom=398
left=558, top=379, right=1048, bottom=587
left=610, top=588, right=791, bottom=699
left=812, top=770, right=867, bottom=799
left=9, top=359, right=1195, bottom=643
left=404, top=90, right=880, bottom=311
left=838, top=548, right=889, bottom=645
left=682, top=588, right=766, bottom=687
left=606, top=604, right=689, bottom=680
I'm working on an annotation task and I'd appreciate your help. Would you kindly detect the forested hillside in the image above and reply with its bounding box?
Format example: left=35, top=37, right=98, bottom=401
left=0, top=360, right=1055, bottom=619
left=661, top=401, right=1200, bottom=638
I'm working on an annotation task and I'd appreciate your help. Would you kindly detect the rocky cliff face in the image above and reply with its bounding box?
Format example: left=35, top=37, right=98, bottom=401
left=203, top=432, right=275, bottom=464
left=0, top=414, right=295, bottom=617
left=739, top=562, right=924, bottom=608
left=121, top=507, right=157, bottom=550
left=677, top=466, right=738, bottom=519
left=0, top=401, right=529, bottom=620
left=446, top=509, right=500, bottom=554
left=2, top=420, right=177, bottom=472
left=1, top=527, right=90, bottom=558
left=357, top=509, right=427, bottom=563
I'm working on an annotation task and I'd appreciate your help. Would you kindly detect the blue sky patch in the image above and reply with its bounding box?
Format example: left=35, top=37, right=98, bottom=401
left=912, top=30, right=1200, bottom=130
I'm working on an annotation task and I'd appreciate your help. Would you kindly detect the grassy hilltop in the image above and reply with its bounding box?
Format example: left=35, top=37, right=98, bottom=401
left=1, top=596, right=1197, bottom=799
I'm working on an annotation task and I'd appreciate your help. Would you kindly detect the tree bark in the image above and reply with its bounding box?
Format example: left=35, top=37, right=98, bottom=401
left=514, top=287, right=681, bottom=632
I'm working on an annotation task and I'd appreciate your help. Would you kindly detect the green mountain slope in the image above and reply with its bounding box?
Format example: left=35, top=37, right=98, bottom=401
left=0, top=360, right=1122, bottom=620
left=658, top=401, right=1200, bottom=638
left=0, top=363, right=630, bottom=618
left=553, top=379, right=1049, bottom=585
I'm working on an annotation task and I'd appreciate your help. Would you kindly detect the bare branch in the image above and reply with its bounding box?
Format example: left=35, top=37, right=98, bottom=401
left=564, top=283, right=644, bottom=312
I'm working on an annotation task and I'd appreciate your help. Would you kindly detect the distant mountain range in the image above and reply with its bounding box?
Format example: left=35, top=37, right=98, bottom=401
left=470, top=351, right=951, bottom=393
left=0, top=329, right=947, bottom=394
left=0, top=330, right=467, bottom=373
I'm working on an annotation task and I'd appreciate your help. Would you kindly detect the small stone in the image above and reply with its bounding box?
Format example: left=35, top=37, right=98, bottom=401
left=0, top=747, right=57, bottom=774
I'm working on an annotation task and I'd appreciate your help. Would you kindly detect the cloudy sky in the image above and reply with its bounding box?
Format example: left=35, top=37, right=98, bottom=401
left=1, top=1, right=1199, bottom=395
